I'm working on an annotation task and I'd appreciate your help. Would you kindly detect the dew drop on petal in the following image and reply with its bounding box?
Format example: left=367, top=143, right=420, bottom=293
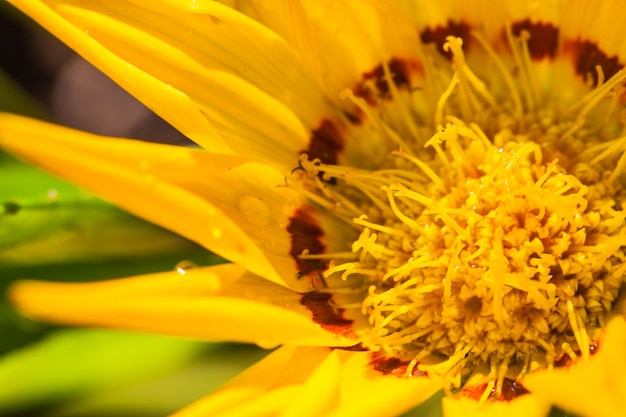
left=255, top=340, right=279, bottom=349
left=47, top=189, right=58, bottom=201
left=175, top=260, right=198, bottom=275
left=238, top=195, right=271, bottom=226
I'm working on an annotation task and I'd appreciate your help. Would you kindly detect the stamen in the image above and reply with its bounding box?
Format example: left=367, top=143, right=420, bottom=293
left=340, top=88, right=412, bottom=150
left=393, top=150, right=445, bottom=188
left=505, top=26, right=536, bottom=112
left=562, top=69, right=626, bottom=139
left=381, top=60, right=421, bottom=141
left=444, top=36, right=500, bottom=113
left=435, top=71, right=460, bottom=127
left=471, top=30, right=524, bottom=125
left=353, top=215, right=405, bottom=237
left=517, top=30, right=541, bottom=108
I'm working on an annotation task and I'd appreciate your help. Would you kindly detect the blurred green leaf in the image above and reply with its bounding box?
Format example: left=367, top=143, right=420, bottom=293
left=1, top=150, right=213, bottom=267
left=44, top=343, right=267, bottom=417
left=0, top=329, right=264, bottom=416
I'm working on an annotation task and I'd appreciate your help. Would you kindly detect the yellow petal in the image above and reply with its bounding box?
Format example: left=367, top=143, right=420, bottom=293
left=0, top=113, right=313, bottom=290
left=8, top=0, right=329, bottom=167
left=523, top=315, right=626, bottom=417
left=327, top=350, right=442, bottom=417
left=560, top=1, right=626, bottom=63
left=229, top=0, right=359, bottom=98
left=442, top=394, right=550, bottom=417
left=278, top=349, right=341, bottom=417
left=9, top=264, right=351, bottom=347
left=171, top=346, right=332, bottom=417
left=175, top=346, right=441, bottom=417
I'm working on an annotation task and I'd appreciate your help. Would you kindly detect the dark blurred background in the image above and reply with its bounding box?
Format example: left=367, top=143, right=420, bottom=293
left=0, top=2, right=192, bottom=145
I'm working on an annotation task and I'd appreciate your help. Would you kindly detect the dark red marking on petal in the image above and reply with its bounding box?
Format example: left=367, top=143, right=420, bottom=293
left=461, top=379, right=529, bottom=401
left=300, top=292, right=353, bottom=335
left=335, top=343, right=368, bottom=352
left=420, top=20, right=472, bottom=59
left=369, top=353, right=428, bottom=377
left=564, top=39, right=622, bottom=86
left=354, top=58, right=411, bottom=104
left=511, top=19, right=559, bottom=60
left=342, top=110, right=362, bottom=125
left=499, top=379, right=530, bottom=401
left=554, top=340, right=600, bottom=367
left=287, top=207, right=326, bottom=274
left=306, top=119, right=344, bottom=166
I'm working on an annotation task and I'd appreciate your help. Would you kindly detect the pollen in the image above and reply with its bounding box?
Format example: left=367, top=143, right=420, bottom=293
left=292, top=33, right=626, bottom=400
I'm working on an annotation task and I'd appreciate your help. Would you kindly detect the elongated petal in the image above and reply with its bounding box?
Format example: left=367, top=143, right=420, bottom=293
left=0, top=114, right=312, bottom=290
left=9, top=264, right=352, bottom=347
left=171, top=346, right=332, bottom=417
left=327, top=351, right=441, bottom=417
left=8, top=0, right=334, bottom=167
left=523, top=316, right=626, bottom=417
left=174, top=346, right=441, bottom=417
left=441, top=395, right=550, bottom=417
left=231, top=0, right=388, bottom=98
left=278, top=349, right=341, bottom=417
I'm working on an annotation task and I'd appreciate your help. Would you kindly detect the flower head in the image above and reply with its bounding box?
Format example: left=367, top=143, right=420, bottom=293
left=2, top=1, right=626, bottom=416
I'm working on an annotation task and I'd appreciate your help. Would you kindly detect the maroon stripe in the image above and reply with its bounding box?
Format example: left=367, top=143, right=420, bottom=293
left=300, top=292, right=353, bottom=334
left=511, top=19, right=559, bottom=60
left=461, top=379, right=529, bottom=401
left=565, top=39, right=622, bottom=85
left=369, top=354, right=428, bottom=377
left=420, top=20, right=472, bottom=59
left=305, top=119, right=344, bottom=165
left=287, top=207, right=325, bottom=273
left=353, top=58, right=411, bottom=103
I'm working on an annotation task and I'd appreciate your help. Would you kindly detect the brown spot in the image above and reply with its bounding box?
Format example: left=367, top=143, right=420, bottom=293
left=306, top=119, right=344, bottom=165
left=287, top=207, right=325, bottom=274
left=370, top=353, right=427, bottom=377
left=554, top=340, right=600, bottom=367
left=335, top=343, right=368, bottom=352
left=464, top=296, right=483, bottom=314
left=564, top=39, right=622, bottom=86
left=354, top=58, right=411, bottom=103
left=420, top=20, right=472, bottom=59
left=461, top=378, right=529, bottom=401
left=511, top=19, right=559, bottom=60
left=300, top=292, right=353, bottom=334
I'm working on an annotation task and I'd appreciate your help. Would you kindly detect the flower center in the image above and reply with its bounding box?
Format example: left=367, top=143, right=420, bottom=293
left=292, top=34, right=626, bottom=398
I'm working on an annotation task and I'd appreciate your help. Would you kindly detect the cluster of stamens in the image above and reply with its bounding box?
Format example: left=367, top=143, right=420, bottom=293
left=292, top=33, right=626, bottom=398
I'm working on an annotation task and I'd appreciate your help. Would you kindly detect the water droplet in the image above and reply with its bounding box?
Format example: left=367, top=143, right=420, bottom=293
left=175, top=260, right=198, bottom=275
left=238, top=196, right=271, bottom=226
left=255, top=340, right=279, bottom=349
left=47, top=189, right=58, bottom=201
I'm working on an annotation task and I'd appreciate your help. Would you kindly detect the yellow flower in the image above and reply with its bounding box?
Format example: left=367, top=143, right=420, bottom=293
left=2, top=1, right=626, bottom=416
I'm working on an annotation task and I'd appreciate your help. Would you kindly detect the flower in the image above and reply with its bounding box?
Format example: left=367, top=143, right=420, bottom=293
left=2, top=0, right=626, bottom=416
